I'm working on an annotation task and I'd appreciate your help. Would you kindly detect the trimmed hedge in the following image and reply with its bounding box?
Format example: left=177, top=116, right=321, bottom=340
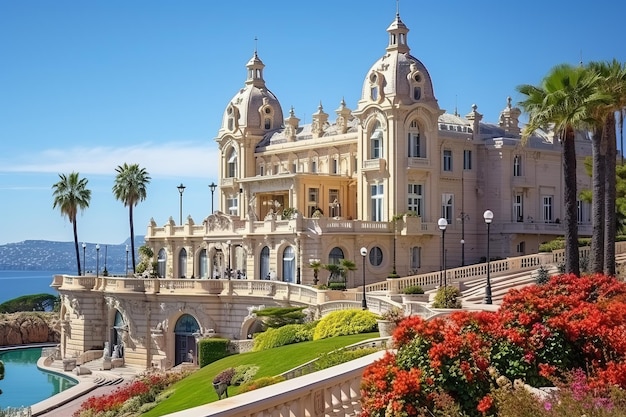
left=253, top=322, right=317, bottom=351
left=312, top=310, right=378, bottom=340
left=198, top=338, right=231, bottom=367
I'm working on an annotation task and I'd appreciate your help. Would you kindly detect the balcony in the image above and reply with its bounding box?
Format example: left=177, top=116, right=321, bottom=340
left=362, top=158, right=386, bottom=172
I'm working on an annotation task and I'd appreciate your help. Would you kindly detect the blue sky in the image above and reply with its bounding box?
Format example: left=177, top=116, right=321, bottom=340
left=1, top=0, right=625, bottom=245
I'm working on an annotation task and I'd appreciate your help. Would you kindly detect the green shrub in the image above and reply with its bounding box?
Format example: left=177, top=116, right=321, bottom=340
left=239, top=376, right=285, bottom=392
left=231, top=364, right=259, bottom=386
left=431, top=286, right=462, bottom=309
left=198, top=338, right=231, bottom=367
left=254, top=306, right=306, bottom=328
left=313, top=310, right=378, bottom=340
left=313, top=347, right=379, bottom=371
left=538, top=237, right=591, bottom=252
left=328, top=282, right=346, bottom=290
left=402, top=285, right=424, bottom=294
left=535, top=265, right=550, bottom=285
left=253, top=322, right=316, bottom=351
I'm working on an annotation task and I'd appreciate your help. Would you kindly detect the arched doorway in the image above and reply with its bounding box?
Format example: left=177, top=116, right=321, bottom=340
left=109, top=310, right=125, bottom=359
left=174, top=314, right=199, bottom=366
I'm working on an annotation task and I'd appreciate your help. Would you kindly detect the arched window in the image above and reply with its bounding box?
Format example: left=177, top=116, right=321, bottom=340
left=329, top=247, right=344, bottom=265
left=282, top=246, right=295, bottom=283
left=408, top=120, right=422, bottom=157
left=178, top=248, right=187, bottom=278
left=198, top=249, right=208, bottom=279
left=260, top=246, right=270, bottom=280
left=157, top=248, right=167, bottom=278
left=227, top=147, right=237, bottom=178
left=370, top=122, right=383, bottom=159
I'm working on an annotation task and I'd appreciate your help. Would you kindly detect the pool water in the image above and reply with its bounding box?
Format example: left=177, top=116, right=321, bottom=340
left=0, top=347, right=77, bottom=409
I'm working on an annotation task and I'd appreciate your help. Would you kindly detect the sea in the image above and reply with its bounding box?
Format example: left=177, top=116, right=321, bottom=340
left=0, top=270, right=68, bottom=305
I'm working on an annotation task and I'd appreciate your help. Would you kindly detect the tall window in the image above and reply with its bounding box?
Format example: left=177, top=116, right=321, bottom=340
left=371, top=183, right=384, bottom=221
left=408, top=120, right=421, bottom=157
left=178, top=248, right=187, bottom=278
left=443, top=149, right=452, bottom=171
left=370, top=122, right=383, bottom=159
left=441, top=193, right=453, bottom=224
left=463, top=150, right=472, bottom=170
left=157, top=248, right=167, bottom=278
left=542, top=195, right=553, bottom=222
left=329, top=247, right=344, bottom=264
left=408, top=184, right=423, bottom=216
left=227, top=196, right=238, bottom=216
left=260, top=246, right=270, bottom=280
left=513, top=155, right=522, bottom=177
left=311, top=160, right=317, bottom=173
left=514, top=193, right=523, bottom=222
left=282, top=246, right=295, bottom=283
left=308, top=188, right=319, bottom=216
left=199, top=249, right=208, bottom=279
left=410, top=246, right=421, bottom=272
left=331, top=158, right=338, bottom=174
left=227, top=148, right=237, bottom=178
left=329, top=189, right=340, bottom=217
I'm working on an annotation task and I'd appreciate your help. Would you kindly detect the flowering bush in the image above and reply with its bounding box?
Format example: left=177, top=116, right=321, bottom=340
left=361, top=274, right=626, bottom=416
left=73, top=371, right=188, bottom=417
left=212, top=367, right=235, bottom=385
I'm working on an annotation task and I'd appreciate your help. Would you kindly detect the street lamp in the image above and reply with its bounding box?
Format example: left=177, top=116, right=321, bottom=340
left=360, top=247, right=368, bottom=310
left=177, top=183, right=186, bottom=225
left=125, top=244, right=129, bottom=277
left=209, top=182, right=218, bottom=214
left=226, top=240, right=231, bottom=280
left=96, top=244, right=100, bottom=278
left=82, top=242, right=86, bottom=276
left=437, top=218, right=447, bottom=290
left=483, top=209, right=494, bottom=304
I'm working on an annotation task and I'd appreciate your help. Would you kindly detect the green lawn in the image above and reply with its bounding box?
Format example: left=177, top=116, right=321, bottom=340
left=143, top=332, right=379, bottom=416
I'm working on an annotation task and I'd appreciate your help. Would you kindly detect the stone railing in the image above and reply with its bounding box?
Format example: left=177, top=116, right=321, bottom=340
left=163, top=350, right=387, bottom=417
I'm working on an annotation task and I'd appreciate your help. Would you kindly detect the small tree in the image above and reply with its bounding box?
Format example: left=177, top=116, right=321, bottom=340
left=308, top=260, right=322, bottom=285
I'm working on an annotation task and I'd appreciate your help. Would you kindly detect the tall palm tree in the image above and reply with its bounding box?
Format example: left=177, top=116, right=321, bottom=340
left=113, top=163, right=151, bottom=274
left=518, top=64, right=603, bottom=276
left=52, top=172, right=92, bottom=276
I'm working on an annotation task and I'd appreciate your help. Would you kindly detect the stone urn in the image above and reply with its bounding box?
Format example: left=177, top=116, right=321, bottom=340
left=376, top=319, right=397, bottom=338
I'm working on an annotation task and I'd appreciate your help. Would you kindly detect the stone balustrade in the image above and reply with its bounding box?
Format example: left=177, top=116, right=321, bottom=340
left=163, top=350, right=387, bottom=417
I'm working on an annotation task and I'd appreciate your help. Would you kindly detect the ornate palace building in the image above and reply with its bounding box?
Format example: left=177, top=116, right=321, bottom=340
left=55, top=12, right=592, bottom=369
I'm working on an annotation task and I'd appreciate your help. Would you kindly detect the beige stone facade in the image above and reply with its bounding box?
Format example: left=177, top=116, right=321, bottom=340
left=56, top=12, right=593, bottom=369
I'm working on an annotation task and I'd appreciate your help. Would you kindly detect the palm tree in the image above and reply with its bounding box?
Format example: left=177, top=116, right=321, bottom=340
left=586, top=60, right=626, bottom=275
left=113, top=163, right=151, bottom=274
left=308, top=260, right=322, bottom=285
left=518, top=64, right=603, bottom=276
left=338, top=259, right=357, bottom=286
left=52, top=172, right=91, bottom=276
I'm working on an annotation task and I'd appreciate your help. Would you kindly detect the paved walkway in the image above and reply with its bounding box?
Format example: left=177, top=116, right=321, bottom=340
left=32, top=356, right=142, bottom=417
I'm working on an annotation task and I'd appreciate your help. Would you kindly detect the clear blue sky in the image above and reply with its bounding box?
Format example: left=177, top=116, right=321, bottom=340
left=1, top=0, right=625, bottom=245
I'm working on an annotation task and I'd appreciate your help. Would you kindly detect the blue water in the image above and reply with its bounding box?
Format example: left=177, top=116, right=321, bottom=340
left=0, top=347, right=77, bottom=408
left=0, top=271, right=66, bottom=305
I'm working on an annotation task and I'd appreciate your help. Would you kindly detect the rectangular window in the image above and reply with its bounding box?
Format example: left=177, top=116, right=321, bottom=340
left=311, top=161, right=317, bottom=173
left=329, top=189, right=340, bottom=217
left=443, top=149, right=452, bottom=171
left=292, top=162, right=297, bottom=173
left=463, top=150, right=472, bottom=170
left=513, top=155, right=522, bottom=177
left=332, top=158, right=338, bottom=174
left=408, top=133, right=421, bottom=157
left=516, top=241, right=525, bottom=254
left=441, top=193, right=453, bottom=224
left=259, top=165, right=265, bottom=176
left=410, top=246, right=421, bottom=272
left=407, top=184, right=423, bottom=216
left=542, top=195, right=553, bottom=222
left=514, top=193, right=523, bottom=222
left=308, top=188, right=319, bottom=216
left=371, top=184, right=384, bottom=221
left=227, top=196, right=239, bottom=216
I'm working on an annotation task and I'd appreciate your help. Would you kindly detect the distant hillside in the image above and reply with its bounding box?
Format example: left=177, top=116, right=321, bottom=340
left=0, top=236, right=145, bottom=272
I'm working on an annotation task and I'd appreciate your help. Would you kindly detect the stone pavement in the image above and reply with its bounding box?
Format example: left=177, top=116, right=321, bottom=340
left=32, top=356, right=142, bottom=417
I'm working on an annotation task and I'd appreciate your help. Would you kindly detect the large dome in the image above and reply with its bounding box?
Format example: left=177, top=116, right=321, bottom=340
left=219, top=52, right=284, bottom=135
left=359, top=14, right=436, bottom=107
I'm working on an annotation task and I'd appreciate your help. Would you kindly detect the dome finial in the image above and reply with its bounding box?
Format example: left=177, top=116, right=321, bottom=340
left=254, top=36, right=258, bottom=56
left=396, top=0, right=400, bottom=17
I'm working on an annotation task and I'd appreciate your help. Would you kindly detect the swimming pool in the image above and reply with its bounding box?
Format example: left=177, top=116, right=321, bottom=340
left=0, top=346, right=77, bottom=409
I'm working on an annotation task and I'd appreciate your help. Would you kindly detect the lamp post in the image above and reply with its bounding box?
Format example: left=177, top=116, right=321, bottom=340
left=437, top=218, right=447, bottom=290
left=226, top=240, right=231, bottom=280
left=483, top=210, right=494, bottom=304
left=360, top=247, right=368, bottom=310
left=209, top=182, right=217, bottom=214
left=82, top=242, right=86, bottom=276
left=461, top=168, right=466, bottom=266
left=125, top=244, right=129, bottom=277
left=104, top=245, right=108, bottom=275
left=177, top=183, right=186, bottom=225
left=96, top=244, right=100, bottom=278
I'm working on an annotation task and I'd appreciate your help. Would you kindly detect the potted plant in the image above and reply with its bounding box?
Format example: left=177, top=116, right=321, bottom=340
left=401, top=285, right=429, bottom=303
left=377, top=307, right=404, bottom=338
left=213, top=367, right=235, bottom=399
